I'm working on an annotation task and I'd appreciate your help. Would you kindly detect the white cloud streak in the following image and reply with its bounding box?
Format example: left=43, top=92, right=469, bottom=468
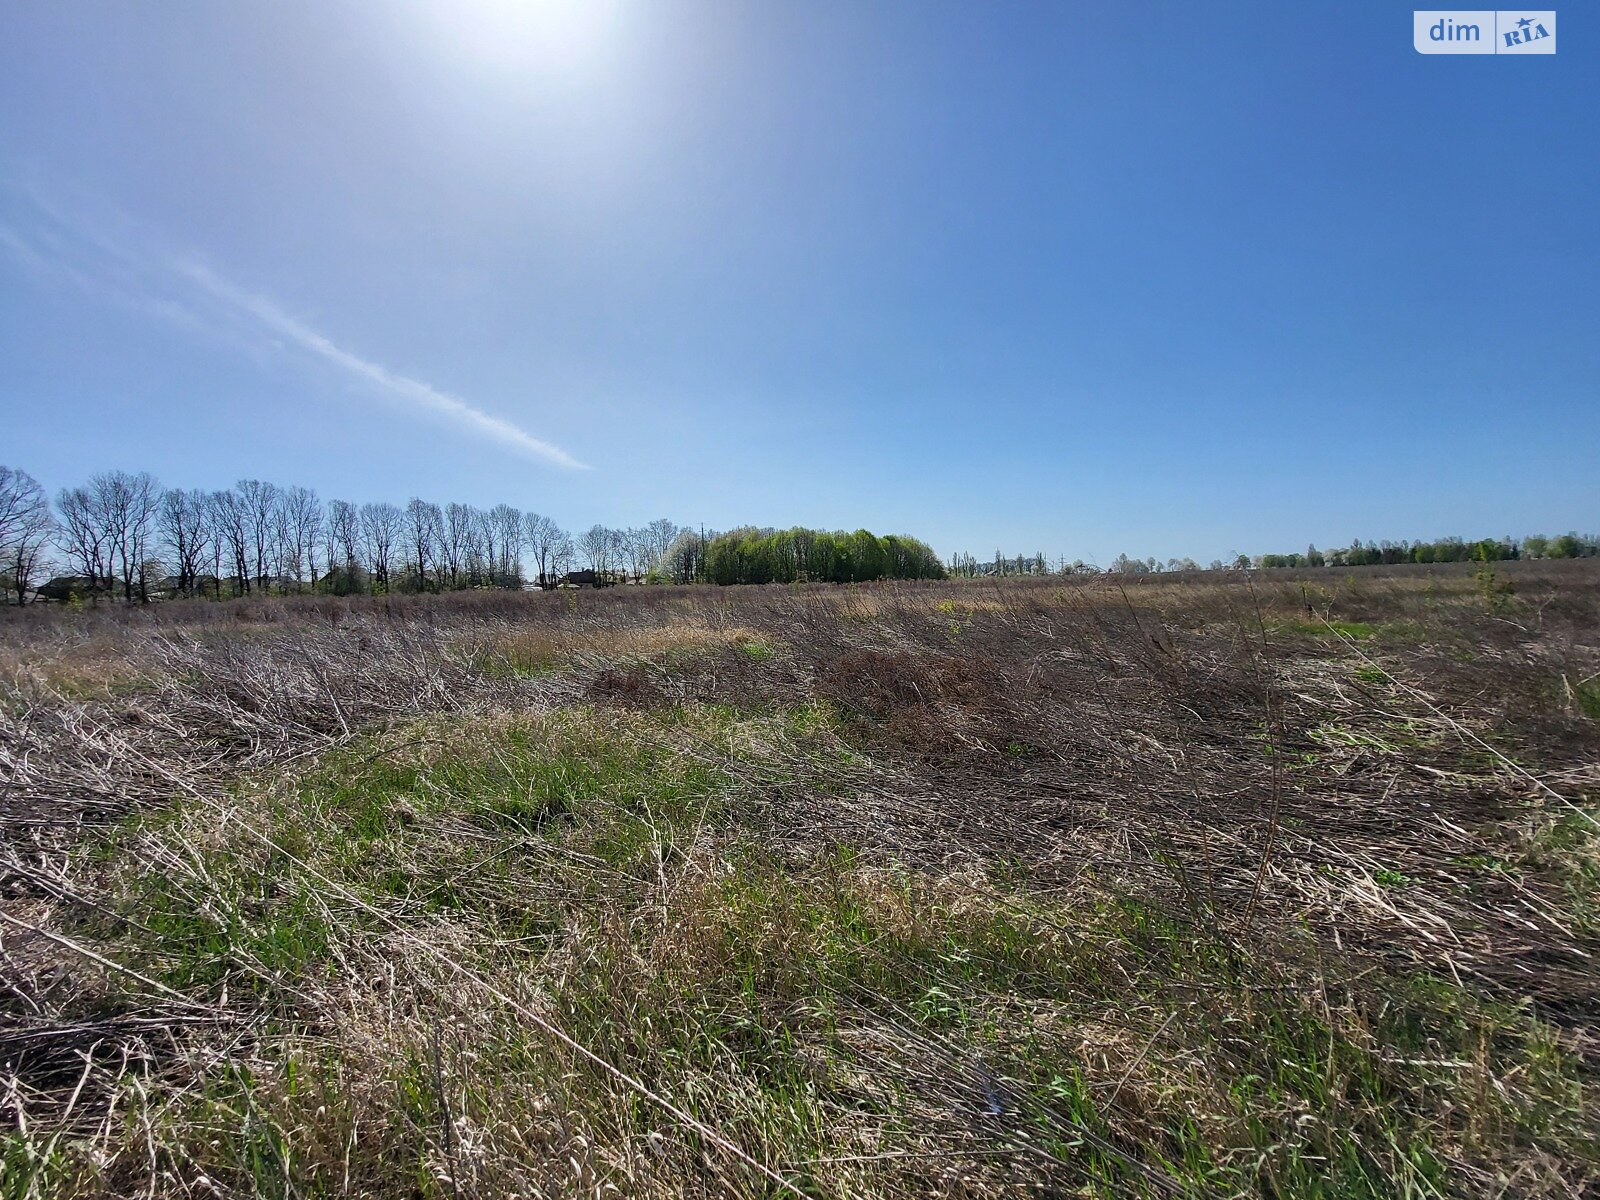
left=176, top=262, right=590, bottom=470
left=1, top=184, right=589, bottom=470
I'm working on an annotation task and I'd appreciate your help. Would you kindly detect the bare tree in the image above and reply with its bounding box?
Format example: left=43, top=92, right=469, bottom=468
left=580, top=524, right=615, bottom=576
left=210, top=490, right=251, bottom=596
left=490, top=504, right=524, bottom=585
left=55, top=486, right=111, bottom=595
left=0, top=466, right=55, bottom=604
left=159, top=488, right=212, bottom=596
left=328, top=500, right=360, bottom=570
left=279, top=486, right=324, bottom=591
left=25, top=462, right=699, bottom=603
left=523, top=512, right=566, bottom=589
left=320, top=506, right=340, bottom=590
left=617, top=527, right=645, bottom=583
left=236, top=479, right=280, bottom=591
left=327, top=499, right=362, bottom=592
left=404, top=499, right=444, bottom=592
left=207, top=502, right=229, bottom=597
left=360, top=502, right=403, bottom=592
left=550, top=528, right=575, bottom=582
left=643, top=518, right=679, bottom=574
left=89, top=471, right=161, bottom=602
left=443, top=503, right=476, bottom=590
left=610, top=527, right=629, bottom=579
left=469, top=508, right=494, bottom=586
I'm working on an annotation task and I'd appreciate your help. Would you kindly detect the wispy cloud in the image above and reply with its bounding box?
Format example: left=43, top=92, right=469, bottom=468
left=0, top=181, right=589, bottom=470
left=176, top=262, right=589, bottom=470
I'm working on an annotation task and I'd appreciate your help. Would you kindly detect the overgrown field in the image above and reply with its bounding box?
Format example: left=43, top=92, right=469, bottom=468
left=2, top=562, right=1598, bottom=1198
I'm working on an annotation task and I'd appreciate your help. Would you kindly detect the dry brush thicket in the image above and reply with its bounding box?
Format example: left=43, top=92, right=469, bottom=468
left=2, top=562, right=1598, bottom=1198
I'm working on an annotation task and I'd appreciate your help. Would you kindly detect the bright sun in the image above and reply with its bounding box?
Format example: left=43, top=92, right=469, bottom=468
left=434, top=0, right=620, bottom=73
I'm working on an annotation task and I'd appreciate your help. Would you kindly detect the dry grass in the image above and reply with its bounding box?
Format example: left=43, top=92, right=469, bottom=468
left=2, top=562, right=1598, bottom=1197
left=470, top=622, right=777, bottom=678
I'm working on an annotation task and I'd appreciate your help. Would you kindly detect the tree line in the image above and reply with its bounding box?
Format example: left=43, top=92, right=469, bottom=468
left=1253, top=534, right=1598, bottom=570
left=0, top=464, right=689, bottom=603
left=5, top=462, right=1593, bottom=604
left=0, top=465, right=948, bottom=603
left=949, top=551, right=1207, bottom=576
left=947, top=533, right=1600, bottom=579
left=676, top=527, right=946, bottom=585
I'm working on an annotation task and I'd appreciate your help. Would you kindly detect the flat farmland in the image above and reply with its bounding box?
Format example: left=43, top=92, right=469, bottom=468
left=3, top=562, right=1598, bottom=1198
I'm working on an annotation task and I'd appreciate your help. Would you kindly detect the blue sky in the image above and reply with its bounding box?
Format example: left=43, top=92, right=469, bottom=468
left=2, top=1, right=1595, bottom=564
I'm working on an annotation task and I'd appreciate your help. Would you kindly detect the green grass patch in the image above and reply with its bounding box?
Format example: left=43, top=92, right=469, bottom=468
left=1569, top=675, right=1600, bottom=720
left=734, top=635, right=778, bottom=660
left=96, top=703, right=849, bottom=997
left=44, top=671, right=1600, bottom=1199
left=1276, top=619, right=1379, bottom=640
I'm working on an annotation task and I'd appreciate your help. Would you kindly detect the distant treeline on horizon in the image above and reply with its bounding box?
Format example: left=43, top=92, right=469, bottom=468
left=949, top=533, right=1600, bottom=578
left=1253, top=533, right=1598, bottom=570
left=0, top=465, right=945, bottom=603
left=2, top=464, right=1595, bottom=604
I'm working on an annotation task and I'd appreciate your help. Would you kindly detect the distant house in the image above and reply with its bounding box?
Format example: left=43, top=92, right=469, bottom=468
left=35, top=576, right=105, bottom=603
left=317, top=565, right=371, bottom=595
left=559, top=569, right=627, bottom=588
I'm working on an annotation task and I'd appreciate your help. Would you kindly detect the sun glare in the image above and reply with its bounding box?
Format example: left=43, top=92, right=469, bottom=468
left=433, top=0, right=620, bottom=74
